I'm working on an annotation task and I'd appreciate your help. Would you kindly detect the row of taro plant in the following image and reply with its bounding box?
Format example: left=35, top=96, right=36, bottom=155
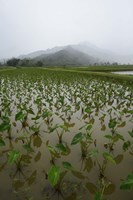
left=0, top=68, right=133, bottom=200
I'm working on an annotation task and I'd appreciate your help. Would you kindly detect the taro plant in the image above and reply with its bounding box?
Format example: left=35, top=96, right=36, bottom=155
left=120, top=173, right=133, bottom=190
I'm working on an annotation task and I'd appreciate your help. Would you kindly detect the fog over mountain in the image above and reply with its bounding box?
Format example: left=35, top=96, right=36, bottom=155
left=1, top=0, right=133, bottom=61
left=19, top=42, right=133, bottom=65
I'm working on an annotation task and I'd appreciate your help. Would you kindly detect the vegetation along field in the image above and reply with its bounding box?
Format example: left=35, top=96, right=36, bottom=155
left=0, top=68, right=133, bottom=200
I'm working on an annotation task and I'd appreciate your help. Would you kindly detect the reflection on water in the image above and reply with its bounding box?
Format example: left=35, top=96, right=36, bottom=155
left=0, top=68, right=133, bottom=200
left=112, top=71, right=133, bottom=75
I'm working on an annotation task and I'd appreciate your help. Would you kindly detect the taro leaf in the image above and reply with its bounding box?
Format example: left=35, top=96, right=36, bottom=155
left=23, top=144, right=34, bottom=152
left=108, top=119, right=117, bottom=129
left=12, top=122, right=17, bottom=127
left=28, top=108, right=34, bottom=115
left=83, top=157, right=93, bottom=173
left=1, top=116, right=10, bottom=123
left=114, top=154, right=124, bottom=164
left=56, top=143, right=67, bottom=154
left=59, top=171, right=67, bottom=183
left=86, top=124, right=93, bottom=131
left=62, top=161, right=73, bottom=170
left=89, top=149, right=99, bottom=158
left=64, top=122, right=75, bottom=128
left=47, top=145, right=60, bottom=157
left=128, top=129, right=133, bottom=138
left=120, top=173, right=133, bottom=190
left=115, top=134, right=124, bottom=141
left=21, top=154, right=32, bottom=164
left=71, top=132, right=83, bottom=145
left=48, top=165, right=60, bottom=186
left=8, top=150, right=21, bottom=164
left=94, top=192, right=101, bottom=200
left=60, top=124, right=69, bottom=132
left=0, top=138, right=5, bottom=147
left=85, top=107, right=92, bottom=114
left=49, top=124, right=59, bottom=133
left=104, top=183, right=115, bottom=194
left=0, top=122, right=10, bottom=132
left=13, top=180, right=25, bottom=190
left=118, top=121, right=126, bottom=128
left=15, top=111, right=25, bottom=121
left=42, top=110, right=52, bottom=118
left=103, top=152, right=116, bottom=164
left=31, top=115, right=40, bottom=120
left=104, top=135, right=113, bottom=140
left=123, top=141, right=131, bottom=151
left=101, top=124, right=106, bottom=131
left=33, top=136, right=42, bottom=148
left=71, top=170, right=85, bottom=179
left=89, top=118, right=95, bottom=124
left=34, top=151, right=41, bottom=162
left=86, top=182, right=97, bottom=194
left=30, top=125, right=39, bottom=133
left=27, top=170, right=37, bottom=186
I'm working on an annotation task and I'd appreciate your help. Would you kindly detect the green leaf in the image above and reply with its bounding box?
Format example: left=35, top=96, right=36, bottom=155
left=103, top=152, right=116, bottom=164
left=83, top=157, right=93, bottom=172
left=23, top=144, right=34, bottom=152
left=86, top=124, right=93, bottom=131
left=118, top=121, right=126, bottom=128
left=120, top=173, right=133, bottom=190
left=34, top=151, right=41, bottom=162
left=115, top=134, right=124, bottom=141
left=128, top=129, right=133, bottom=138
left=85, top=107, right=92, bottom=114
left=71, top=132, right=83, bottom=145
left=56, top=143, right=67, bottom=153
left=0, top=122, right=10, bottom=132
left=48, top=165, right=60, bottom=186
left=104, top=183, right=115, bottom=194
left=114, top=154, right=124, bottom=164
left=0, top=138, right=5, bottom=146
left=89, top=149, right=99, bottom=158
left=62, top=161, right=73, bottom=170
left=123, top=141, right=131, bottom=151
left=104, top=135, right=113, bottom=140
left=15, top=111, right=25, bottom=121
left=71, top=170, right=85, bottom=179
left=108, top=119, right=117, bottom=129
left=86, top=182, right=97, bottom=194
left=101, top=124, right=106, bottom=131
left=8, top=150, right=21, bottom=164
left=27, top=170, right=37, bottom=186
left=33, top=136, right=42, bottom=148
left=94, top=192, right=101, bottom=200
left=49, top=124, right=59, bottom=133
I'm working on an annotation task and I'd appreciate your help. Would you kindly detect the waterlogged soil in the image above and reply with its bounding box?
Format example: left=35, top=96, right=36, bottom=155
left=0, top=68, right=133, bottom=200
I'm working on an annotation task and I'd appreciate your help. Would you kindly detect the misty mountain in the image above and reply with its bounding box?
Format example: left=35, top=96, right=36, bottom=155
left=19, top=46, right=64, bottom=59
left=71, top=42, right=133, bottom=64
left=32, top=46, right=98, bottom=66
left=19, top=42, right=133, bottom=65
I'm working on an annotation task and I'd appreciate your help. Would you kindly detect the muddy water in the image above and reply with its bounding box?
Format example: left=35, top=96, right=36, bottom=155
left=0, top=69, right=133, bottom=200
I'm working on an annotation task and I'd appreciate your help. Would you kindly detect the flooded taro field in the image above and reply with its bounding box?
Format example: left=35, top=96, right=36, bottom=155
left=0, top=68, right=133, bottom=200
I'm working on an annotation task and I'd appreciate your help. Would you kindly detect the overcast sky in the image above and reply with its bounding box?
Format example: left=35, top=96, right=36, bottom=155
left=0, top=0, right=133, bottom=59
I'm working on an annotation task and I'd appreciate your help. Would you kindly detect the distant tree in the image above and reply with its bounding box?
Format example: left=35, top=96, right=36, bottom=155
left=7, top=58, right=20, bottom=67
left=36, top=61, right=43, bottom=67
left=112, top=62, right=118, bottom=65
left=19, top=59, right=30, bottom=66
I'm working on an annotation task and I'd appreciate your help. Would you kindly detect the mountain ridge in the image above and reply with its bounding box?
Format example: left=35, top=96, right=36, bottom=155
left=18, top=41, right=133, bottom=65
